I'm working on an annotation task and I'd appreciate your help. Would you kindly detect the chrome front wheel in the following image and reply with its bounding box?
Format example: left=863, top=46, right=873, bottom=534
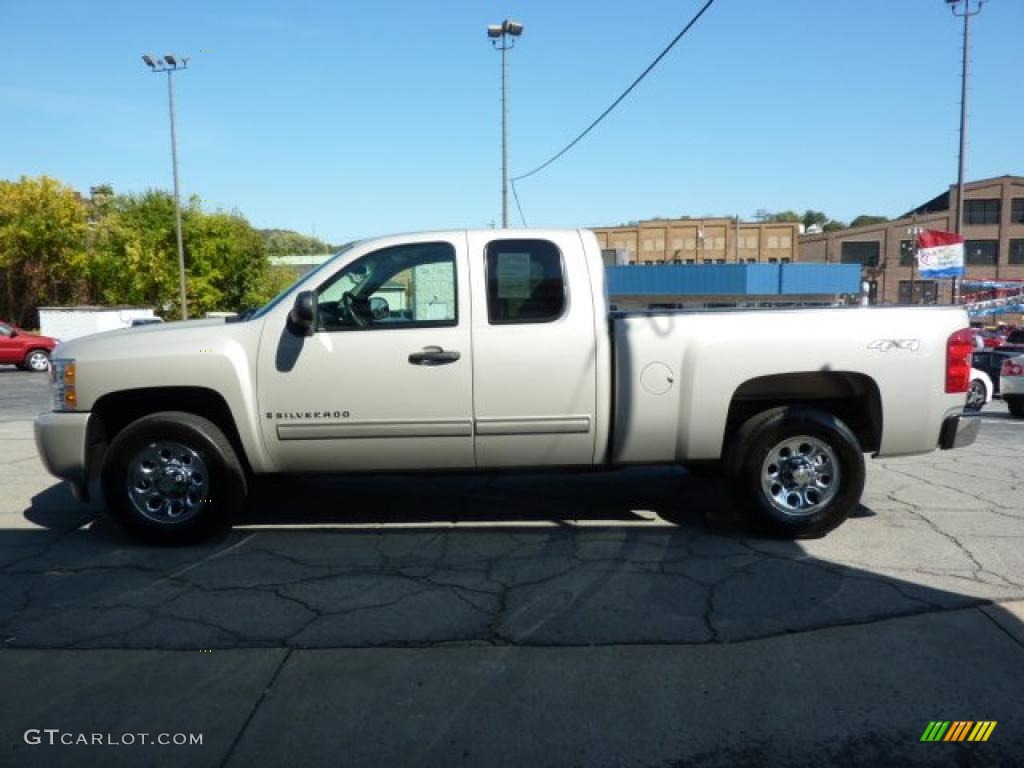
left=126, top=441, right=209, bottom=524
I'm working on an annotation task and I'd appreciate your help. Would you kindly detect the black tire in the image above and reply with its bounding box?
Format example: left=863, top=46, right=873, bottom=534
left=683, top=461, right=722, bottom=478
left=23, top=348, right=50, bottom=372
left=101, top=411, right=247, bottom=545
left=1007, top=397, right=1024, bottom=419
left=728, top=407, right=865, bottom=538
left=965, top=379, right=987, bottom=412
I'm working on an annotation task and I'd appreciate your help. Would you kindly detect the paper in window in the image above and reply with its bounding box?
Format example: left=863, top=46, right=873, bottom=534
left=496, top=252, right=532, bottom=299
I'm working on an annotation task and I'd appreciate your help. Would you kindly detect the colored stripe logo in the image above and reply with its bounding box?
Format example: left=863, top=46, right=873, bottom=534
left=921, top=721, right=996, bottom=742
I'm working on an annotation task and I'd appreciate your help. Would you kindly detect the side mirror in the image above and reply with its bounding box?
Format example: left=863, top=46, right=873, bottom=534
left=369, top=296, right=390, bottom=320
left=8, top=329, right=17, bottom=338
left=288, top=291, right=315, bottom=335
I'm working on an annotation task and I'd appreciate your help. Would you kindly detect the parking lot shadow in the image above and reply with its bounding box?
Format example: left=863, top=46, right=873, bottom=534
left=4, top=467, right=1024, bottom=763
left=3, top=466, right=1021, bottom=652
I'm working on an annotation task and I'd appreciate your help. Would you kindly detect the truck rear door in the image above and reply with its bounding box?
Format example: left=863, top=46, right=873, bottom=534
left=466, top=232, right=599, bottom=467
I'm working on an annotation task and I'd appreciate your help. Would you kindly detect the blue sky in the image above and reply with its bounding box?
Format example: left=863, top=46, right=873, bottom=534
left=1, top=0, right=1021, bottom=243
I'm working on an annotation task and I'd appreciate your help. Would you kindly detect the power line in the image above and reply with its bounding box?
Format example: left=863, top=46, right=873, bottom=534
left=511, top=0, right=719, bottom=190
left=511, top=179, right=528, bottom=227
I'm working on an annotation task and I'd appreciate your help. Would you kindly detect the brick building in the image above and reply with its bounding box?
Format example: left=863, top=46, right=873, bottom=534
left=591, top=217, right=800, bottom=266
left=798, top=175, right=1024, bottom=305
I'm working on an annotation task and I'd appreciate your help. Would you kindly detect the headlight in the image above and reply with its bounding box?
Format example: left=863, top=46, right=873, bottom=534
left=51, top=359, right=77, bottom=411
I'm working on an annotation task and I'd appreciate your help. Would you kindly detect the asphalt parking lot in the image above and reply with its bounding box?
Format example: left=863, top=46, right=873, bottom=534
left=1, top=365, right=1022, bottom=767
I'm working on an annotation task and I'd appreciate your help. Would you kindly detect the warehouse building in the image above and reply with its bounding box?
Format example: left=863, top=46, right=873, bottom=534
left=591, top=217, right=800, bottom=265
left=799, top=175, right=1024, bottom=305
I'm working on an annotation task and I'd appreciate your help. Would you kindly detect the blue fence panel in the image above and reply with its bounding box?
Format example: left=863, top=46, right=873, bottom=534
left=605, top=264, right=860, bottom=297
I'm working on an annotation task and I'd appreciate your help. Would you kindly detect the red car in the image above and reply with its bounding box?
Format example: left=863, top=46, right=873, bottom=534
left=0, top=320, right=58, bottom=371
left=972, top=328, right=1007, bottom=349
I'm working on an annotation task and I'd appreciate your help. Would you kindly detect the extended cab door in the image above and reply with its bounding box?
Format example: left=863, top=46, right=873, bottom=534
left=256, top=234, right=475, bottom=472
left=466, top=232, right=599, bottom=467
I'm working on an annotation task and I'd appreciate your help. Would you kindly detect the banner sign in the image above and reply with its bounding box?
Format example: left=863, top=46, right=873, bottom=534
left=961, top=279, right=1024, bottom=289
left=916, top=230, right=965, bottom=278
left=968, top=303, right=1024, bottom=318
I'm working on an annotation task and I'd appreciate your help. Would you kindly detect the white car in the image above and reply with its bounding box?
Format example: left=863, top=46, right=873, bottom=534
left=999, top=355, right=1024, bottom=418
left=966, top=367, right=993, bottom=412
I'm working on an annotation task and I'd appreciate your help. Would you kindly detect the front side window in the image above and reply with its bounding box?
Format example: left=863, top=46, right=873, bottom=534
left=0, top=323, right=11, bottom=337
left=316, top=241, right=457, bottom=332
left=485, top=239, right=565, bottom=325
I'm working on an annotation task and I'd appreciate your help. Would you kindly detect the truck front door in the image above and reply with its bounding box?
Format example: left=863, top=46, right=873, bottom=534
left=256, top=235, right=475, bottom=472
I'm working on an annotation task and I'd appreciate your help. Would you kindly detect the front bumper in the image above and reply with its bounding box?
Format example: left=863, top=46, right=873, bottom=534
left=939, top=412, right=981, bottom=450
left=34, top=412, right=93, bottom=500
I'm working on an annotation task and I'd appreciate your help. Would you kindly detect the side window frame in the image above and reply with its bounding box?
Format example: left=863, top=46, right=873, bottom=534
left=314, top=241, right=459, bottom=333
left=484, top=238, right=568, bottom=326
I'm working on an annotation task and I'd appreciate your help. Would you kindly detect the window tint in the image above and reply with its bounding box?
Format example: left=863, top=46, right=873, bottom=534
left=898, top=280, right=937, bottom=305
left=964, top=199, right=1000, bottom=226
left=841, top=241, right=880, bottom=267
left=899, top=239, right=915, bottom=267
left=965, top=240, right=998, bottom=266
left=316, top=242, right=457, bottom=331
left=1009, top=239, right=1024, bottom=265
left=485, top=239, right=565, bottom=324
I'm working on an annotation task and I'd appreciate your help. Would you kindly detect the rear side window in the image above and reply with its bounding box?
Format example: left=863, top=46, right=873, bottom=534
left=485, top=239, right=565, bottom=324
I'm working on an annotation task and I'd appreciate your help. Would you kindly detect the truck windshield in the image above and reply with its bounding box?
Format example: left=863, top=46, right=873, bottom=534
left=245, top=243, right=358, bottom=321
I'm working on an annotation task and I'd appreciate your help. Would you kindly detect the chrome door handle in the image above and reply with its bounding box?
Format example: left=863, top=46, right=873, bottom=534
left=408, top=346, right=461, bottom=365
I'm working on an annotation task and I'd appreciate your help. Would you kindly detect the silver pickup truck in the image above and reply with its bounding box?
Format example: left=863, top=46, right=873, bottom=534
left=35, top=229, right=978, bottom=544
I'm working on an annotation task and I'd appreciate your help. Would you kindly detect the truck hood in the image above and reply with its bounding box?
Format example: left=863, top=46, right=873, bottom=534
left=53, top=317, right=230, bottom=360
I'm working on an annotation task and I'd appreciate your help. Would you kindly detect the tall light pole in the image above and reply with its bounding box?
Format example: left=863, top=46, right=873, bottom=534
left=142, top=53, right=190, bottom=319
left=487, top=19, right=524, bottom=228
left=945, top=0, right=986, bottom=305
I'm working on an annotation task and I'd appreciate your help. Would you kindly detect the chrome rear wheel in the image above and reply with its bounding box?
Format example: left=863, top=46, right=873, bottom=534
left=760, top=436, right=840, bottom=517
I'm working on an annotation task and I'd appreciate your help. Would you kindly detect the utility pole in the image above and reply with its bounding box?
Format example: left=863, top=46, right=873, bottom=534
left=142, top=54, right=190, bottom=320
left=946, top=0, right=986, bottom=305
left=908, top=221, right=923, bottom=303
left=487, top=20, right=524, bottom=228
left=735, top=215, right=741, bottom=262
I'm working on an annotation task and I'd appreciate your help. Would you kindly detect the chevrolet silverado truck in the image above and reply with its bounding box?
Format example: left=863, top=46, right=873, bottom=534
left=34, top=229, right=979, bottom=544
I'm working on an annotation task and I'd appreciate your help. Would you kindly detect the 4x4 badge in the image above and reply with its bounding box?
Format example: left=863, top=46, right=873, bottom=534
left=868, top=339, right=920, bottom=352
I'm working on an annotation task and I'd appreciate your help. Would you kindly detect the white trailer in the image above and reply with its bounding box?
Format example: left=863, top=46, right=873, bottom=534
left=38, top=307, right=158, bottom=341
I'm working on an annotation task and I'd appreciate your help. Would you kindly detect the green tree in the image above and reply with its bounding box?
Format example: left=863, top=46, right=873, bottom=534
left=849, top=215, right=888, bottom=228
left=801, top=210, right=828, bottom=229
left=0, top=176, right=88, bottom=325
left=1, top=177, right=315, bottom=323
left=823, top=219, right=847, bottom=232
left=260, top=229, right=335, bottom=258
left=768, top=210, right=802, bottom=223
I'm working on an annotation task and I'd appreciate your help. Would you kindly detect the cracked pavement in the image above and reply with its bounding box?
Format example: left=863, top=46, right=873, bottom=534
left=1, top=368, right=1022, bottom=766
